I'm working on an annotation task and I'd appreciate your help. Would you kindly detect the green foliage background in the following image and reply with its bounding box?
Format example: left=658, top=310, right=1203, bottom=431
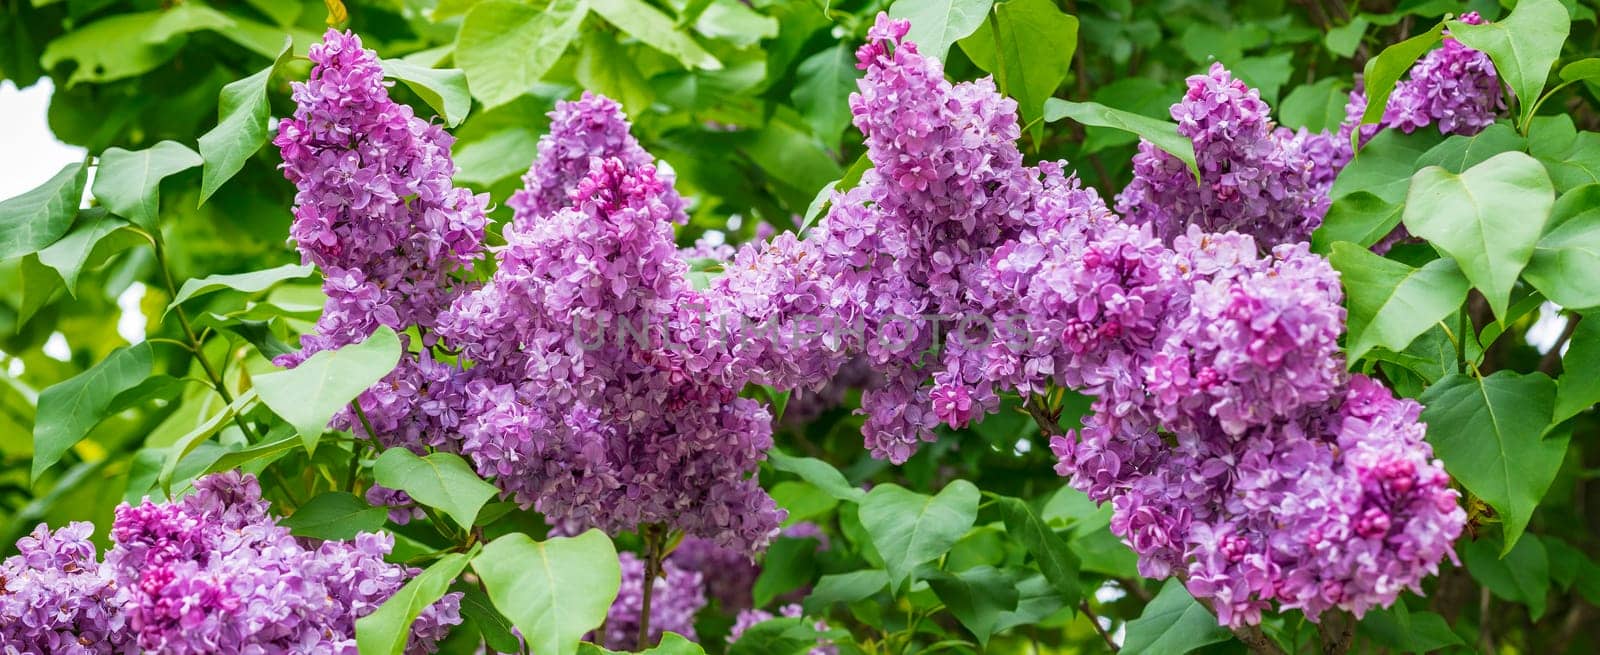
left=3, top=0, right=1600, bottom=653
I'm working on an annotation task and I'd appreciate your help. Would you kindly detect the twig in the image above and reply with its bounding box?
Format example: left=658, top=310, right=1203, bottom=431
left=1539, top=314, right=1581, bottom=377
left=142, top=229, right=262, bottom=443
left=1316, top=611, right=1355, bottom=655
left=637, top=524, right=667, bottom=649
left=1080, top=600, right=1120, bottom=652
left=1477, top=587, right=1496, bottom=654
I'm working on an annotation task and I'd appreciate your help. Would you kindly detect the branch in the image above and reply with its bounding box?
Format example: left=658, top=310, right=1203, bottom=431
left=1080, top=600, right=1120, bottom=653
left=1316, top=611, right=1355, bottom=655
left=1539, top=314, right=1581, bottom=377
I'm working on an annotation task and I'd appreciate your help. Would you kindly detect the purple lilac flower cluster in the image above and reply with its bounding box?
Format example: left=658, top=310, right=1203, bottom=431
left=728, top=604, right=838, bottom=655
left=1116, top=63, right=1332, bottom=248
left=0, top=523, right=127, bottom=653
left=1, top=473, right=460, bottom=654
left=596, top=552, right=708, bottom=650
left=437, top=105, right=783, bottom=552
left=274, top=29, right=487, bottom=363
left=1382, top=12, right=1502, bottom=136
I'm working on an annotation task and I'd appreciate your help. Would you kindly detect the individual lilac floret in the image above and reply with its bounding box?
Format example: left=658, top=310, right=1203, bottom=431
left=507, top=91, right=684, bottom=225
left=439, top=158, right=784, bottom=553
left=1116, top=63, right=1330, bottom=248
left=728, top=604, right=837, bottom=655
left=1384, top=12, right=1503, bottom=136
left=596, top=552, right=708, bottom=651
left=274, top=29, right=487, bottom=363
left=0, top=523, right=129, bottom=654
left=105, top=472, right=461, bottom=654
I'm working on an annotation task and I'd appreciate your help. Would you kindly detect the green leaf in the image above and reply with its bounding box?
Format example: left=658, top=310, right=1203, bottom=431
left=380, top=59, right=472, bottom=128
left=1353, top=21, right=1445, bottom=149
left=357, top=552, right=472, bottom=655
left=768, top=450, right=865, bottom=502
left=203, top=430, right=301, bottom=476
left=889, top=0, right=994, bottom=62
left=454, top=128, right=541, bottom=187
left=1554, top=316, right=1600, bottom=423
left=0, top=162, right=86, bottom=262
left=792, top=44, right=860, bottom=144
left=1331, top=129, right=1443, bottom=204
left=1559, top=58, right=1600, bottom=84
left=1358, top=603, right=1464, bottom=652
left=771, top=480, right=837, bottom=524
left=37, top=209, right=143, bottom=292
left=580, top=633, right=707, bottom=655
left=1122, top=579, right=1231, bottom=655
left=993, top=495, right=1081, bottom=606
left=456, top=0, right=586, bottom=108
left=459, top=585, right=522, bottom=654
left=859, top=480, right=979, bottom=590
left=373, top=448, right=499, bottom=530
left=1402, top=152, right=1555, bottom=318
left=1462, top=534, right=1550, bottom=620
left=167, top=263, right=315, bottom=315
left=92, top=141, right=201, bottom=228
left=1414, top=123, right=1525, bottom=174
left=39, top=5, right=234, bottom=86
left=1523, top=185, right=1600, bottom=311
left=1044, top=99, right=1198, bottom=179
left=159, top=388, right=257, bottom=493
left=1278, top=77, right=1350, bottom=132
left=993, top=574, right=1070, bottom=633
left=575, top=29, right=655, bottom=117
left=752, top=536, right=820, bottom=607
left=1527, top=115, right=1600, bottom=192
left=1330, top=243, right=1471, bottom=362
left=198, top=38, right=292, bottom=205
left=281, top=491, right=390, bottom=540
left=473, top=530, right=621, bottom=655
left=926, top=566, right=1019, bottom=646
left=32, top=342, right=155, bottom=481
left=959, top=0, right=1077, bottom=128
left=1448, top=0, right=1570, bottom=128
left=590, top=0, right=721, bottom=70
left=1324, top=17, right=1369, bottom=58
left=1311, top=193, right=1404, bottom=253
left=1419, top=371, right=1566, bottom=552
left=803, top=570, right=888, bottom=614
left=253, top=326, right=403, bottom=453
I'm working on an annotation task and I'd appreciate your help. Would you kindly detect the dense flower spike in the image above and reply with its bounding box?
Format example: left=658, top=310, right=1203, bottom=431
left=4, top=473, right=460, bottom=654
left=597, top=552, right=708, bottom=650
left=1116, top=63, right=1331, bottom=248
left=1383, top=12, right=1502, bottom=136
left=0, top=523, right=128, bottom=654
left=439, top=155, right=783, bottom=553
left=506, top=91, right=683, bottom=225
left=274, top=29, right=487, bottom=363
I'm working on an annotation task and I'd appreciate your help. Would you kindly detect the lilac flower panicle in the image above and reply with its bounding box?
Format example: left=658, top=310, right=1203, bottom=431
left=439, top=156, right=784, bottom=553
left=275, top=29, right=487, bottom=362
left=1383, top=12, right=1503, bottom=136
left=507, top=91, right=684, bottom=226
left=0, top=523, right=128, bottom=654
left=1116, top=63, right=1331, bottom=248
left=4, top=473, right=460, bottom=654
